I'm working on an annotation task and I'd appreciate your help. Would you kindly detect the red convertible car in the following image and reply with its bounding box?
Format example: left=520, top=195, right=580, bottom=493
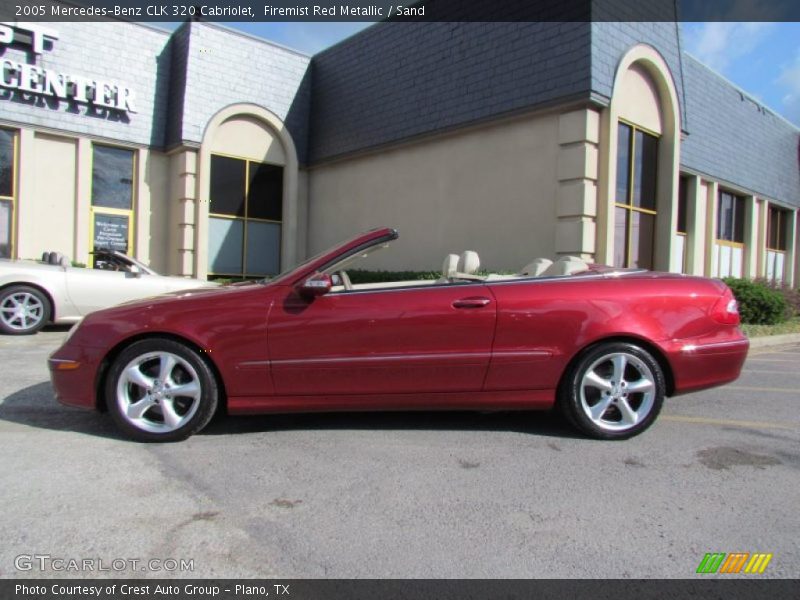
left=49, top=227, right=748, bottom=442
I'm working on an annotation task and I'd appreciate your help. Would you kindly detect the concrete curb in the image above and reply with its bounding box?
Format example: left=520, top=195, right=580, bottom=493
left=747, top=332, right=800, bottom=349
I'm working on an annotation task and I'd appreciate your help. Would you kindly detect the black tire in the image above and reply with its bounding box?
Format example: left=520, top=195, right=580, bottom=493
left=558, top=342, right=665, bottom=440
left=0, top=285, right=51, bottom=335
left=105, top=338, right=219, bottom=442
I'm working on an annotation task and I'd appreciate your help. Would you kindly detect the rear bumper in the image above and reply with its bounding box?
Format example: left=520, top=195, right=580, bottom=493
left=662, top=334, right=749, bottom=395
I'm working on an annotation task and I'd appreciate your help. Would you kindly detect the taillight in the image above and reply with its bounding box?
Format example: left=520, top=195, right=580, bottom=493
left=711, top=288, right=740, bottom=325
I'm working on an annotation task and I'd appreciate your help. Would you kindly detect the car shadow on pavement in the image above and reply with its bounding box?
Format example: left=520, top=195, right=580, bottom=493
left=0, top=381, right=127, bottom=441
left=201, top=408, right=585, bottom=440
left=1, top=381, right=585, bottom=441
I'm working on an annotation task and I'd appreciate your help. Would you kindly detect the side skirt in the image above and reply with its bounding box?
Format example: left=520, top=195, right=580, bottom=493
left=227, top=389, right=556, bottom=415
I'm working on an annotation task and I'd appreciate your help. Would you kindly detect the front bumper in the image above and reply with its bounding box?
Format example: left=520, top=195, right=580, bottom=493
left=48, top=344, right=105, bottom=410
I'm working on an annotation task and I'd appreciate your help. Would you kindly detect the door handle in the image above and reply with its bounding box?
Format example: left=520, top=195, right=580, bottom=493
left=452, top=296, right=491, bottom=309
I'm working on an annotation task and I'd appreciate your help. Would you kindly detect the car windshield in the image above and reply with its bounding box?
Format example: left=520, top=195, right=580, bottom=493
left=265, top=230, right=395, bottom=285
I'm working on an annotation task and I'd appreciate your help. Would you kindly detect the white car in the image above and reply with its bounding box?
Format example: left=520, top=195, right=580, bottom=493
left=0, top=250, right=218, bottom=335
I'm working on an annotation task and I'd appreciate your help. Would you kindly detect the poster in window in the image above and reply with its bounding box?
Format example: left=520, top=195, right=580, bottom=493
left=94, top=213, right=129, bottom=253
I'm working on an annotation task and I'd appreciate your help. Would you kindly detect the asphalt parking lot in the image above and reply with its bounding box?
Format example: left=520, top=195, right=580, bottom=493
left=0, top=329, right=798, bottom=579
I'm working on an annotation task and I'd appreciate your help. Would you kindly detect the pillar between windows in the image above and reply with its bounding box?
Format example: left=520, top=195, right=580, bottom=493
left=742, top=195, right=758, bottom=279
left=685, top=174, right=705, bottom=276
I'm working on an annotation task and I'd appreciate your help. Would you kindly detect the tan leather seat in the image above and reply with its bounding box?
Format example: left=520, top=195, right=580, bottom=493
left=540, top=256, right=588, bottom=277
left=519, top=258, right=553, bottom=277
left=437, top=254, right=460, bottom=282
left=458, top=251, right=480, bottom=275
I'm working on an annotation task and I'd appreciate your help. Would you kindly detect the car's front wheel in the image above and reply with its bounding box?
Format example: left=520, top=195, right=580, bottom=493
left=0, top=285, right=51, bottom=335
left=105, top=338, right=218, bottom=442
left=559, top=342, right=665, bottom=440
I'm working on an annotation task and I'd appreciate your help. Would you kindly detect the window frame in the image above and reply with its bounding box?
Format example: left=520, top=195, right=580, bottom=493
left=767, top=205, right=788, bottom=252
left=0, top=127, right=19, bottom=259
left=715, top=190, right=745, bottom=246
left=208, top=151, right=284, bottom=279
left=89, top=143, right=137, bottom=267
left=614, top=119, right=660, bottom=269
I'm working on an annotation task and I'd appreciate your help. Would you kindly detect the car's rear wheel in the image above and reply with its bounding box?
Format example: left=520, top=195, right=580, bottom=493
left=559, top=342, right=665, bottom=440
left=0, top=285, right=51, bottom=335
left=105, top=338, right=218, bottom=442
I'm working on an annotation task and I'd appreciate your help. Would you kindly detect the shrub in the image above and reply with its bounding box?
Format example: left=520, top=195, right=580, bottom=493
left=755, top=278, right=800, bottom=320
left=347, top=269, right=441, bottom=284
left=722, top=277, right=788, bottom=325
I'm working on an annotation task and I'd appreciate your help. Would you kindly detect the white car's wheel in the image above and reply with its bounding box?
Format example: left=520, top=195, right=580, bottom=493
left=0, top=285, right=51, bottom=335
left=105, top=338, right=218, bottom=442
left=559, top=342, right=665, bottom=440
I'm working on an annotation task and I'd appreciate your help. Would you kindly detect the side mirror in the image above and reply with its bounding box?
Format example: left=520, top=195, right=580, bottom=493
left=298, top=273, right=332, bottom=298
left=128, top=265, right=142, bottom=278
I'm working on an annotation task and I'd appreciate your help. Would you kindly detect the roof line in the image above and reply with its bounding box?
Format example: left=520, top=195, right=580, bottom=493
left=190, top=21, right=311, bottom=58
left=683, top=51, right=800, bottom=133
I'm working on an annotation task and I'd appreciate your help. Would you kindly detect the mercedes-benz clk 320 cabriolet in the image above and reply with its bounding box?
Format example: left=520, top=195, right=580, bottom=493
left=49, top=227, right=748, bottom=442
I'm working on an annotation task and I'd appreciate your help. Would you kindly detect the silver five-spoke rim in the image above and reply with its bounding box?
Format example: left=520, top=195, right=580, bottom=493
left=1, top=292, right=45, bottom=331
left=579, top=352, right=656, bottom=432
left=116, top=351, right=202, bottom=434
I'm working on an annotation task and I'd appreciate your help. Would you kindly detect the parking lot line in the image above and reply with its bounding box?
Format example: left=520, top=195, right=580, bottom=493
left=724, top=385, right=799, bottom=394
left=661, top=415, right=798, bottom=430
left=746, top=358, right=799, bottom=363
left=742, top=369, right=800, bottom=375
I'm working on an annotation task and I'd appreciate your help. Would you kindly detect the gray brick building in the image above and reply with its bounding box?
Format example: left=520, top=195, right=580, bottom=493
left=0, top=13, right=798, bottom=288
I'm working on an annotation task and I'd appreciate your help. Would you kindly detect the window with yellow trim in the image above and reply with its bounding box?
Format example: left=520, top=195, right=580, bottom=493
left=716, top=191, right=745, bottom=244
left=90, top=144, right=136, bottom=267
left=767, top=205, right=788, bottom=252
left=614, top=121, right=659, bottom=269
left=208, top=154, right=283, bottom=278
left=0, top=128, right=18, bottom=259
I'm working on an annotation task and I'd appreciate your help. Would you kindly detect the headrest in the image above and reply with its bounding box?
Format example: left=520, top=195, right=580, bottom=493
left=442, top=254, right=459, bottom=279
left=458, top=251, right=480, bottom=275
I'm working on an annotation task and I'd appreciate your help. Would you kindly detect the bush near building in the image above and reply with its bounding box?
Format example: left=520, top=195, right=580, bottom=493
left=722, top=278, right=789, bottom=325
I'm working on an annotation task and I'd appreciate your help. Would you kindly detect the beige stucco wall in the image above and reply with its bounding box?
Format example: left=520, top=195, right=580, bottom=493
left=210, top=116, right=286, bottom=164
left=307, top=111, right=562, bottom=272
left=17, top=132, right=77, bottom=260
left=616, top=64, right=663, bottom=134
left=142, top=150, right=171, bottom=273
left=12, top=125, right=173, bottom=273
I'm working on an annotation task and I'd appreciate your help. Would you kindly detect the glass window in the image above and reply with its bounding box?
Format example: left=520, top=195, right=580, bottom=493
left=248, top=163, right=283, bottom=221
left=0, top=129, right=14, bottom=199
left=614, top=121, right=659, bottom=269
left=245, top=221, right=281, bottom=275
left=717, top=191, right=745, bottom=243
left=209, top=217, right=244, bottom=274
left=613, top=206, right=628, bottom=268
left=615, top=123, right=631, bottom=204
left=677, top=176, right=688, bottom=234
left=633, top=130, right=658, bottom=210
left=630, top=211, right=655, bottom=269
left=0, top=128, right=17, bottom=259
left=210, top=155, right=246, bottom=217
left=208, top=154, right=284, bottom=277
left=92, top=145, right=135, bottom=210
left=768, top=206, right=788, bottom=251
left=0, top=200, right=10, bottom=259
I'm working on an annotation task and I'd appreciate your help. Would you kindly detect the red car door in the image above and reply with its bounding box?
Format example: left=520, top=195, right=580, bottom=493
left=267, top=282, right=496, bottom=396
